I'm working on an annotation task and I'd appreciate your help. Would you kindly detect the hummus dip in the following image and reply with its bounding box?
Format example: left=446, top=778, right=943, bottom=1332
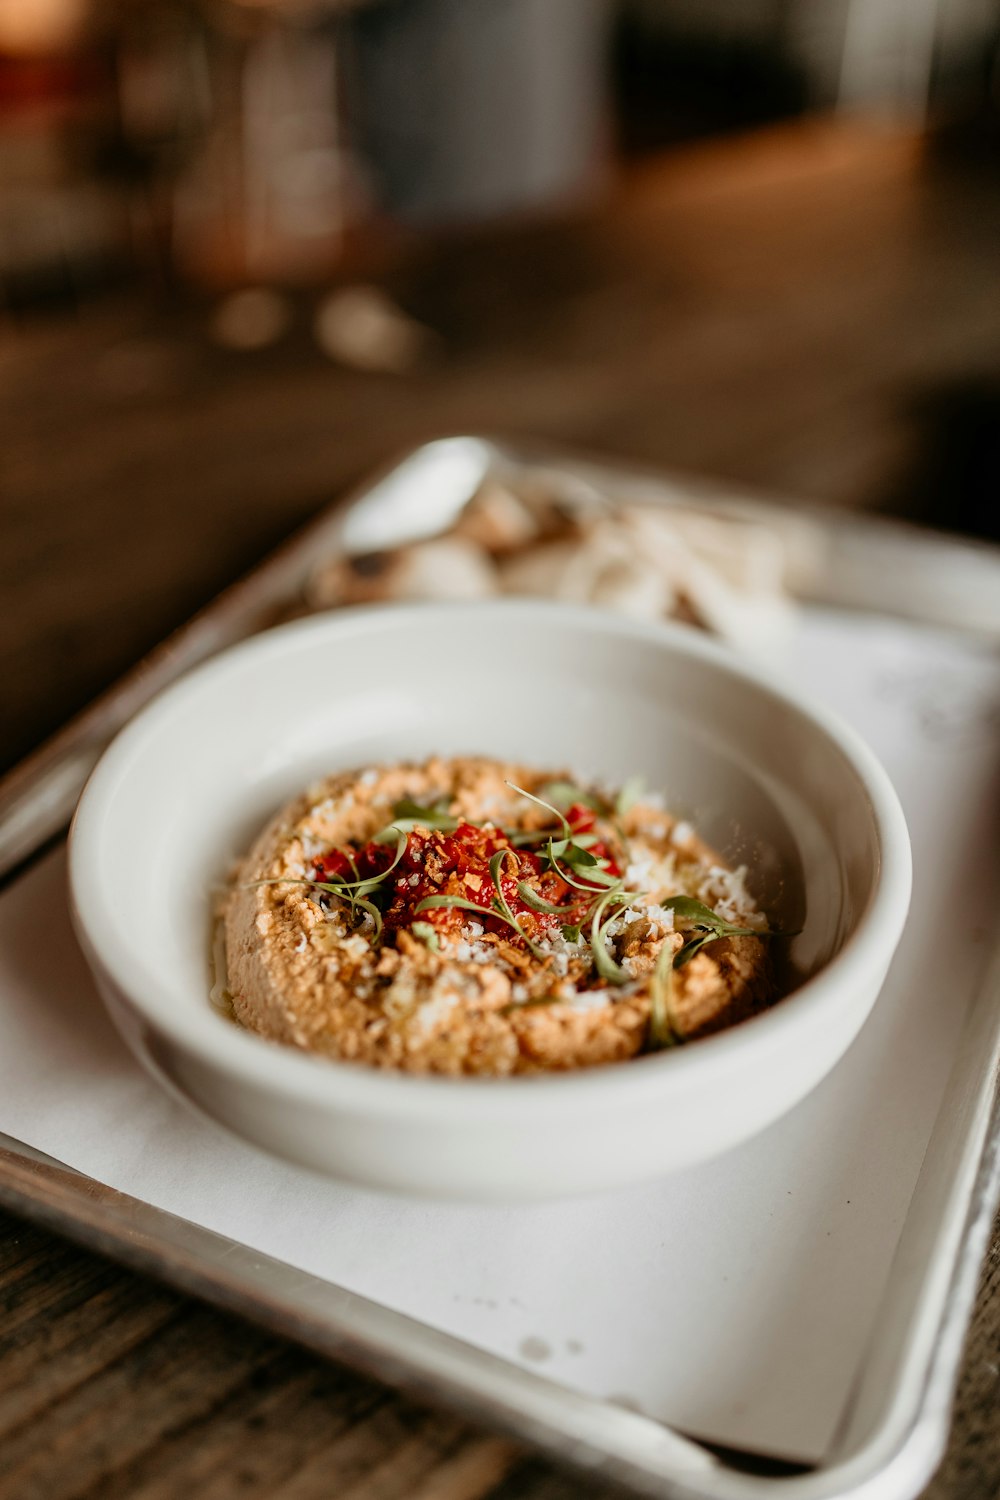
left=222, top=756, right=777, bottom=1075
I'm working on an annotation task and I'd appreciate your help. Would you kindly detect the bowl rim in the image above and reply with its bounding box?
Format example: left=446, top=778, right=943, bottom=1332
left=68, top=599, right=912, bottom=1119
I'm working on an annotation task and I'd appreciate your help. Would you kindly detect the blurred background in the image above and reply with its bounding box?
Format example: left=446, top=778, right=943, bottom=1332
left=2, top=0, right=1000, bottom=769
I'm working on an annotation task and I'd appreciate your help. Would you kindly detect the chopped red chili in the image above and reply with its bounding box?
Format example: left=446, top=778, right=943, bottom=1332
left=311, top=814, right=620, bottom=949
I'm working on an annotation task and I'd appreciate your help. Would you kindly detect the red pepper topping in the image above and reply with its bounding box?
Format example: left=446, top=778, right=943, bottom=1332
left=565, top=803, right=596, bottom=834
left=310, top=815, right=619, bottom=948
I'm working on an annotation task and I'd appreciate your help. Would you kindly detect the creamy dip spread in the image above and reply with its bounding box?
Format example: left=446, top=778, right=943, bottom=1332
left=222, top=756, right=778, bottom=1075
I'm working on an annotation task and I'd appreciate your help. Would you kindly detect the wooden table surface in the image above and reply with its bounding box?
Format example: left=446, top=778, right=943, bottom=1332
left=2, top=118, right=999, bottom=1499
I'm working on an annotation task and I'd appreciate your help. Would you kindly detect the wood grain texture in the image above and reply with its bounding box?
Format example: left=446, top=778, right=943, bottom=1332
left=1, top=118, right=999, bottom=1498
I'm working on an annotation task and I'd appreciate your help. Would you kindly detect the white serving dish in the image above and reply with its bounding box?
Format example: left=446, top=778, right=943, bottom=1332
left=67, top=600, right=910, bottom=1200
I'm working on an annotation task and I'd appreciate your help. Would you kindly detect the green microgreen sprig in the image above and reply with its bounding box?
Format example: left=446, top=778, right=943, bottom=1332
left=410, top=921, right=440, bottom=952
left=539, top=780, right=609, bottom=815
left=346, top=827, right=407, bottom=896
left=516, top=882, right=578, bottom=916
left=350, top=894, right=383, bottom=942
left=505, top=781, right=571, bottom=839
left=589, top=887, right=643, bottom=986
left=663, top=895, right=786, bottom=968
left=542, top=839, right=620, bottom=892
left=500, top=993, right=563, bottom=1017
left=489, top=849, right=548, bottom=959
left=247, top=875, right=388, bottom=942
left=504, top=782, right=625, bottom=899
left=242, top=825, right=411, bottom=944
left=259, top=827, right=409, bottom=899
left=373, top=795, right=459, bottom=840
left=647, top=941, right=681, bottom=1050
left=488, top=849, right=518, bottom=920
left=550, top=838, right=599, bottom=868
left=615, top=774, right=645, bottom=817
left=413, top=892, right=547, bottom=960
left=506, top=781, right=649, bottom=984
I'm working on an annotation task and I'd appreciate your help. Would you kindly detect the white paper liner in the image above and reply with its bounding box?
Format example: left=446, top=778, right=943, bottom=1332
left=1, top=610, right=998, bottom=1464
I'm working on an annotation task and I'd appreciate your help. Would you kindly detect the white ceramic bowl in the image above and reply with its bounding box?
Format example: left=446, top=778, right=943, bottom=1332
left=69, top=601, right=911, bottom=1200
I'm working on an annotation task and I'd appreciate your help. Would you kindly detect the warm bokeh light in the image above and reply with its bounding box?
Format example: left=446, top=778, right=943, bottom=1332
left=0, top=0, right=88, bottom=55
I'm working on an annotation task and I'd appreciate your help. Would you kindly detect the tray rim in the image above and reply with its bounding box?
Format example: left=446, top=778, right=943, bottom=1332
left=1, top=435, right=1000, bottom=1500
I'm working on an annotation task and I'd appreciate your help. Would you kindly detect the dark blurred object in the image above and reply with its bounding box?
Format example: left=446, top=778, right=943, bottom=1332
left=3, top=0, right=999, bottom=304
left=0, top=1, right=127, bottom=312
left=614, top=0, right=1000, bottom=153
left=883, top=377, right=1000, bottom=545
left=928, top=6, right=1000, bottom=153
left=343, top=0, right=610, bottom=226
left=613, top=3, right=808, bottom=151
left=0, top=0, right=352, bottom=298
left=96, top=0, right=214, bottom=282
left=166, top=3, right=352, bottom=286
left=2, top=0, right=612, bottom=294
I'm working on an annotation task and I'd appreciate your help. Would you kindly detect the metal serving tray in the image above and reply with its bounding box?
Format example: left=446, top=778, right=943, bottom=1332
left=1, top=437, right=999, bottom=1500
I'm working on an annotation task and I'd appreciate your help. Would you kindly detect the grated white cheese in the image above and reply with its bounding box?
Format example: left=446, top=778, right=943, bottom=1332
left=695, top=862, right=761, bottom=925
left=414, top=990, right=459, bottom=1034
left=604, top=906, right=643, bottom=939
left=569, top=988, right=613, bottom=1012
left=535, top=926, right=584, bottom=958
left=625, top=858, right=654, bottom=889
left=645, top=904, right=675, bottom=934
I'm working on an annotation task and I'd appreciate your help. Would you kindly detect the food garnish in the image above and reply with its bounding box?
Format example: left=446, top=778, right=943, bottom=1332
left=647, top=942, right=680, bottom=1050
left=662, top=895, right=784, bottom=968
left=244, top=781, right=785, bottom=1052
